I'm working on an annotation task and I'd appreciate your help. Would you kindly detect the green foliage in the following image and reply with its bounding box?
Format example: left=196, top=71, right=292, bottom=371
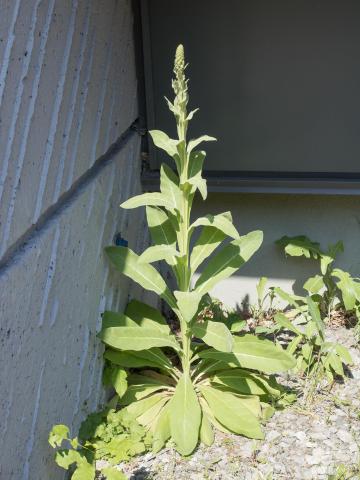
left=100, top=45, right=295, bottom=456
left=273, top=293, right=352, bottom=404
left=49, top=409, right=151, bottom=479
left=277, top=234, right=360, bottom=337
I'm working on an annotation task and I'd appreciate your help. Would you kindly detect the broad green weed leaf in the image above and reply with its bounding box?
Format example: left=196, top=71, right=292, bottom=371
left=276, top=235, right=322, bottom=259
left=190, top=226, right=226, bottom=274
left=174, top=290, right=203, bottom=323
left=169, top=373, right=201, bottom=455
left=160, top=164, right=182, bottom=212
left=200, top=386, right=263, bottom=439
left=211, top=369, right=282, bottom=397
left=199, top=334, right=295, bottom=374
left=303, top=275, right=325, bottom=294
left=102, top=311, right=138, bottom=329
left=139, top=244, right=180, bottom=266
left=121, top=192, right=173, bottom=210
left=152, top=405, right=171, bottom=453
left=190, top=211, right=239, bottom=239
left=125, top=299, right=170, bottom=333
left=307, top=296, right=325, bottom=340
left=99, top=327, right=180, bottom=352
left=149, top=130, right=178, bottom=157
left=195, top=231, right=263, bottom=295
left=192, top=320, right=234, bottom=352
left=105, top=246, right=176, bottom=309
left=104, top=348, right=173, bottom=371
left=188, top=135, right=216, bottom=153
left=146, top=206, right=177, bottom=247
left=332, top=268, right=360, bottom=310
left=111, top=368, right=128, bottom=398
left=199, top=412, right=214, bottom=446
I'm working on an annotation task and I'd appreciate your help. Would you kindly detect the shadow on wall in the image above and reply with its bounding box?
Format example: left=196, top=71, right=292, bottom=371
left=191, top=192, right=360, bottom=307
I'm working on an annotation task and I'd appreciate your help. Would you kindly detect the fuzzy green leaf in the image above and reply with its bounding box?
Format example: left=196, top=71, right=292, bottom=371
left=125, top=299, right=170, bottom=334
left=146, top=206, right=177, bottom=247
left=174, top=290, right=203, bottom=323
left=200, top=386, right=263, bottom=439
left=149, top=130, right=178, bottom=157
left=211, top=369, right=282, bottom=397
left=195, top=231, right=263, bottom=295
left=192, top=320, right=234, bottom=352
left=190, top=226, right=226, bottom=274
left=105, top=246, right=176, bottom=309
left=139, top=244, right=180, bottom=266
left=169, top=373, right=201, bottom=455
left=188, top=135, right=216, bottom=153
left=187, top=150, right=207, bottom=199
left=152, top=405, right=171, bottom=453
left=190, top=211, right=239, bottom=239
left=160, top=164, right=182, bottom=212
left=199, top=412, right=214, bottom=446
left=104, top=348, right=173, bottom=371
left=99, top=327, right=180, bottom=352
left=199, top=334, right=295, bottom=374
left=111, top=368, right=128, bottom=398
left=102, top=311, right=138, bottom=329
left=121, top=192, right=174, bottom=210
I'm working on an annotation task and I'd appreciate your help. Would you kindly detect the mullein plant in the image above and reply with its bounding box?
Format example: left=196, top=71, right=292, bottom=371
left=100, top=45, right=295, bottom=455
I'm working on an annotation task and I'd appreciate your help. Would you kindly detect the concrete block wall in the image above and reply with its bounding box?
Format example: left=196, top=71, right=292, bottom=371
left=0, top=1, right=146, bottom=478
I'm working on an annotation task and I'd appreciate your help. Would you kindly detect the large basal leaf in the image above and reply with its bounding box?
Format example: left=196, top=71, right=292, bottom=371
left=152, top=404, right=171, bottom=453
left=125, top=299, right=170, bottom=334
left=211, top=369, right=282, bottom=397
left=99, top=327, right=180, bottom=352
left=146, top=206, right=177, bottom=247
left=137, top=396, right=169, bottom=429
left=105, top=246, right=176, bottom=309
left=102, top=311, right=138, bottom=329
left=126, top=392, right=167, bottom=419
left=160, top=164, right=182, bottom=212
left=199, top=411, right=214, bottom=446
left=120, top=374, right=172, bottom=405
left=192, top=320, right=234, bottom=352
left=169, top=373, right=201, bottom=455
left=174, top=290, right=203, bottom=323
left=190, top=226, right=226, bottom=274
left=104, top=348, right=173, bottom=371
left=149, top=129, right=178, bottom=157
left=200, top=386, right=264, bottom=439
left=121, top=192, right=174, bottom=210
left=332, top=268, right=360, bottom=310
left=199, top=334, right=295, bottom=374
left=195, top=231, right=263, bottom=295
left=190, top=211, right=239, bottom=240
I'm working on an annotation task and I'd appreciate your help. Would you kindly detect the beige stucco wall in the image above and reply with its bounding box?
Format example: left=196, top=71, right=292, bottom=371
left=0, top=1, right=145, bottom=478
left=193, top=193, right=360, bottom=310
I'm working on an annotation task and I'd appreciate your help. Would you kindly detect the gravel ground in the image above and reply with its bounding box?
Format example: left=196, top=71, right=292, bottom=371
left=100, top=326, right=360, bottom=480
